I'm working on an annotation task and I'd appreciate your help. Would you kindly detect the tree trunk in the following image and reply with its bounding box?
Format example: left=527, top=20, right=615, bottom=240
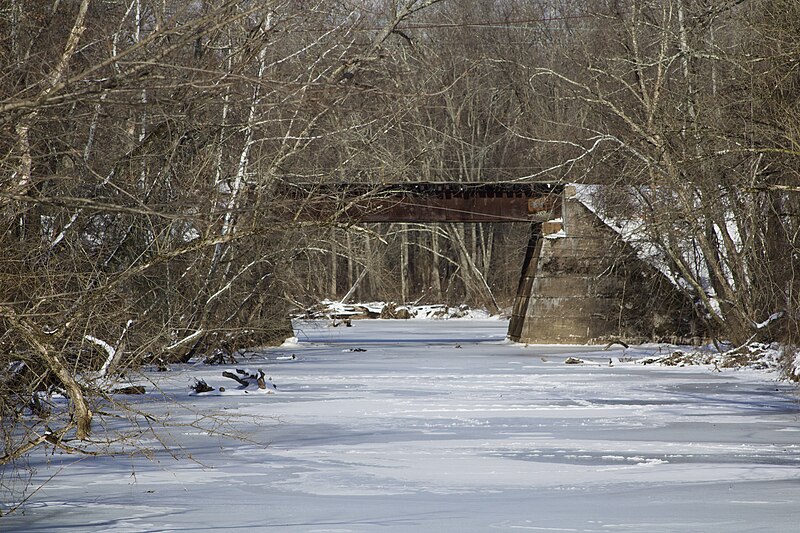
left=431, top=224, right=442, bottom=300
left=400, top=224, right=410, bottom=303
left=2, top=307, right=92, bottom=440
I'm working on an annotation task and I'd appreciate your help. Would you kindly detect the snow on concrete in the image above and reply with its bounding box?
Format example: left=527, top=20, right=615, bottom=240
left=570, top=184, right=686, bottom=288
left=3, top=320, right=799, bottom=532
left=543, top=228, right=567, bottom=239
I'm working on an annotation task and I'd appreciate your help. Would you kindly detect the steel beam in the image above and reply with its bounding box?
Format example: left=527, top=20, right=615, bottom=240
left=277, top=182, right=562, bottom=223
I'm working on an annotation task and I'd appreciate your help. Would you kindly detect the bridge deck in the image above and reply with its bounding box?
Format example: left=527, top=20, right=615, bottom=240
left=278, top=182, right=563, bottom=223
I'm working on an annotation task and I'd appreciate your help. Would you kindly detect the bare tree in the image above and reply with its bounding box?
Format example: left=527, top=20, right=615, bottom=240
left=509, top=0, right=799, bottom=346
left=1, top=0, right=466, bottom=485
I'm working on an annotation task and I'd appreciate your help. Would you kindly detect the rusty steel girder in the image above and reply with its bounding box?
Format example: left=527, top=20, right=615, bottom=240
left=278, top=182, right=562, bottom=223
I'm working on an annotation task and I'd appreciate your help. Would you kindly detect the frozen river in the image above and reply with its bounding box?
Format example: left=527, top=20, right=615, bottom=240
left=4, top=319, right=800, bottom=532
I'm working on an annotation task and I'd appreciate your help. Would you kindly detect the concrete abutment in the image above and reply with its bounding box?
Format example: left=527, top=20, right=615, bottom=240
left=509, top=186, right=699, bottom=344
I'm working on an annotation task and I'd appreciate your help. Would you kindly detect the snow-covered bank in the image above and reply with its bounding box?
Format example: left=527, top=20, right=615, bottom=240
left=3, top=320, right=799, bottom=532
left=293, top=300, right=495, bottom=320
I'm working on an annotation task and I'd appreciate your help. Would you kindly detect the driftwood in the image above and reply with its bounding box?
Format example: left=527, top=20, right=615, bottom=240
left=190, top=379, right=214, bottom=393
left=223, top=368, right=268, bottom=389
left=222, top=371, right=250, bottom=387
left=111, top=385, right=146, bottom=395
left=603, top=339, right=630, bottom=350
left=204, top=347, right=238, bottom=365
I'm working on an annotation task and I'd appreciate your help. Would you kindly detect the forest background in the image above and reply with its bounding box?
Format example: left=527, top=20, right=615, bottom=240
left=1, top=0, right=799, bottom=462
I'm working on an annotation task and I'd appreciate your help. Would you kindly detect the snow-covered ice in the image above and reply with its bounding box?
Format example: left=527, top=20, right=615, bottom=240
left=3, top=320, right=799, bottom=532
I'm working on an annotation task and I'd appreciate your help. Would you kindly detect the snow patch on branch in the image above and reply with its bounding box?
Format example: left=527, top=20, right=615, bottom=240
left=755, top=312, right=783, bottom=330
left=166, top=330, right=204, bottom=351
left=85, top=335, right=117, bottom=379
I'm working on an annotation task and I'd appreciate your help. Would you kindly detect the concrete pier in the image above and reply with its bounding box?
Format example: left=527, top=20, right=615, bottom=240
left=511, top=187, right=698, bottom=344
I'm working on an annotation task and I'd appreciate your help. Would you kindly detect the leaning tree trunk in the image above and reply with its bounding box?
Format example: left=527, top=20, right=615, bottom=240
left=2, top=307, right=92, bottom=440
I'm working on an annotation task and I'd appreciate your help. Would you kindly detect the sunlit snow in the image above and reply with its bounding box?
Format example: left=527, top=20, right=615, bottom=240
left=3, top=319, right=799, bottom=532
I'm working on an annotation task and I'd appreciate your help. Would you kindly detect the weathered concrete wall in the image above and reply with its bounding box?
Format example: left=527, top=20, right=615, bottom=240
left=516, top=189, right=698, bottom=344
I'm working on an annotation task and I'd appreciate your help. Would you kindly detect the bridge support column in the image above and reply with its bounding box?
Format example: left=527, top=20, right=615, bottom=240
left=508, top=223, right=543, bottom=341
left=508, top=186, right=697, bottom=344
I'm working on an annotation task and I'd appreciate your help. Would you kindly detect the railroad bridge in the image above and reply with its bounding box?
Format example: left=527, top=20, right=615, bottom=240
left=279, top=182, right=697, bottom=344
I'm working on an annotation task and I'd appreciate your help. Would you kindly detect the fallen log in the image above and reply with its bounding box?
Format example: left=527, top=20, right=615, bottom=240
left=111, top=385, right=146, bottom=395
left=222, top=371, right=250, bottom=387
